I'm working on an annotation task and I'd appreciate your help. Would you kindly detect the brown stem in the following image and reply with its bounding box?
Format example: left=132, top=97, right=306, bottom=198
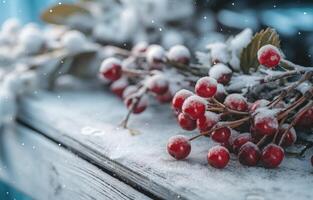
left=278, top=101, right=313, bottom=146
left=120, top=86, right=148, bottom=128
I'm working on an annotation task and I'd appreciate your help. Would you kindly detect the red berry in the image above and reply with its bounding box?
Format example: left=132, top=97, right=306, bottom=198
left=207, top=146, right=230, bottom=169
left=261, top=144, right=284, bottom=168
left=167, top=135, right=191, bottom=160
left=278, top=124, right=297, bottom=147
left=147, top=74, right=169, bottom=95
left=211, top=127, right=231, bottom=143
left=168, top=45, right=191, bottom=65
left=177, top=113, right=197, bottom=131
left=214, top=84, right=227, bottom=102
left=196, top=111, right=219, bottom=132
left=156, top=91, right=172, bottom=103
left=238, top=142, right=261, bottom=166
left=147, top=45, right=166, bottom=65
left=172, top=89, right=193, bottom=112
left=209, top=63, right=232, bottom=85
left=254, top=111, right=278, bottom=136
left=195, top=77, right=217, bottom=98
left=257, top=44, right=281, bottom=68
left=249, top=99, right=270, bottom=113
left=182, top=95, right=206, bottom=120
left=124, top=95, right=148, bottom=114
left=232, top=133, right=252, bottom=154
left=110, top=77, right=128, bottom=98
left=224, top=94, right=248, bottom=112
left=100, top=58, right=122, bottom=81
left=295, top=107, right=313, bottom=128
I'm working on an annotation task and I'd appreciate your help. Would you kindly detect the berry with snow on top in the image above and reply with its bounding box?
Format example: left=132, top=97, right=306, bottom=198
left=257, top=44, right=281, bottom=68
left=167, top=135, right=191, bottom=160
left=168, top=45, right=191, bottom=65
left=209, top=63, right=232, bottom=85
left=207, top=146, right=230, bottom=169
left=100, top=58, right=123, bottom=81
left=195, top=76, right=217, bottom=98
left=182, top=95, right=206, bottom=120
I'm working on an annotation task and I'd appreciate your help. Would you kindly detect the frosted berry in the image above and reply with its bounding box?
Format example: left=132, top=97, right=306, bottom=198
left=195, top=77, right=217, bottom=98
left=146, top=45, right=166, bottom=65
left=122, top=85, right=137, bottom=99
left=207, top=146, right=230, bottom=169
left=232, top=133, right=252, bottom=154
left=254, top=112, right=278, bottom=136
left=238, top=142, right=261, bottom=166
left=124, top=95, right=148, bottom=114
left=249, top=99, right=270, bottom=113
left=295, top=107, right=313, bottom=128
left=177, top=113, right=197, bottom=131
left=261, top=144, right=284, bottom=168
left=211, top=127, right=231, bottom=143
left=257, top=44, right=281, bottom=68
left=172, top=89, right=193, bottom=111
left=100, top=58, right=122, bottom=81
left=182, top=95, right=206, bottom=120
left=209, top=63, right=232, bottom=85
left=278, top=124, right=297, bottom=147
left=167, top=135, right=191, bottom=160
left=214, top=84, right=227, bottom=102
left=224, top=94, right=248, bottom=112
left=168, top=45, right=191, bottom=65
left=156, top=91, right=172, bottom=103
left=132, top=41, right=148, bottom=54
left=110, top=78, right=128, bottom=98
left=196, top=111, right=219, bottom=132
left=147, top=75, right=169, bottom=95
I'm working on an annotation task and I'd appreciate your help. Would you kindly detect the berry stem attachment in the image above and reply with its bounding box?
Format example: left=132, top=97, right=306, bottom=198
left=120, top=86, right=148, bottom=129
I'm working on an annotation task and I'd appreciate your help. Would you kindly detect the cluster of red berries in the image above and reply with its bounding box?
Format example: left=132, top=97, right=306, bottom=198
left=167, top=44, right=313, bottom=169
left=99, top=43, right=192, bottom=120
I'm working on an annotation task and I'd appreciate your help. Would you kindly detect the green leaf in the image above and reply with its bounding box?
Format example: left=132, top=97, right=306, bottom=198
left=240, top=28, right=281, bottom=74
left=41, top=3, right=89, bottom=25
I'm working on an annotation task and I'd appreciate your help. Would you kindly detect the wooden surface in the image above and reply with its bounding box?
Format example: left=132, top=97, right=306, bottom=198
left=13, top=88, right=313, bottom=200
left=0, top=125, right=150, bottom=200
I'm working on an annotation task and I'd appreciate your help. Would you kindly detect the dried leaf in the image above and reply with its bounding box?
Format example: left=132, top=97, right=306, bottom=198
left=240, top=28, right=280, bottom=74
left=41, top=3, right=89, bottom=25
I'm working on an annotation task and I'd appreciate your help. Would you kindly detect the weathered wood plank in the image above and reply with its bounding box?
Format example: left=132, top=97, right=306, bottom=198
left=0, top=124, right=150, bottom=200
left=18, top=89, right=313, bottom=200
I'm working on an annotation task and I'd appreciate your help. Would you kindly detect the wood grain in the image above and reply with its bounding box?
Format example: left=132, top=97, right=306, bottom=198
left=0, top=124, right=150, bottom=200
left=17, top=89, right=313, bottom=200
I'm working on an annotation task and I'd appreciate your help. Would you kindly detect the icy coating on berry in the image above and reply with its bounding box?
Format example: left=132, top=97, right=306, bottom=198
left=167, top=135, right=191, bottom=160
left=125, top=95, right=148, bottom=114
left=122, top=85, right=138, bottom=99
left=257, top=44, right=281, bottom=68
left=279, top=124, right=297, bottom=147
left=207, top=146, right=230, bottom=169
left=146, top=74, right=169, bottom=95
left=182, top=95, right=206, bottom=119
left=254, top=108, right=279, bottom=136
left=224, top=93, right=248, bottom=111
left=178, top=113, right=196, bottom=131
left=195, top=76, right=217, bottom=98
left=168, top=45, right=191, bottom=64
left=250, top=99, right=270, bottom=113
left=110, top=77, right=128, bottom=97
left=146, top=45, right=166, bottom=64
left=209, top=63, right=232, bottom=83
left=172, top=89, right=193, bottom=111
left=100, top=58, right=122, bottom=71
left=196, top=111, right=219, bottom=132
left=232, top=133, right=252, bottom=154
